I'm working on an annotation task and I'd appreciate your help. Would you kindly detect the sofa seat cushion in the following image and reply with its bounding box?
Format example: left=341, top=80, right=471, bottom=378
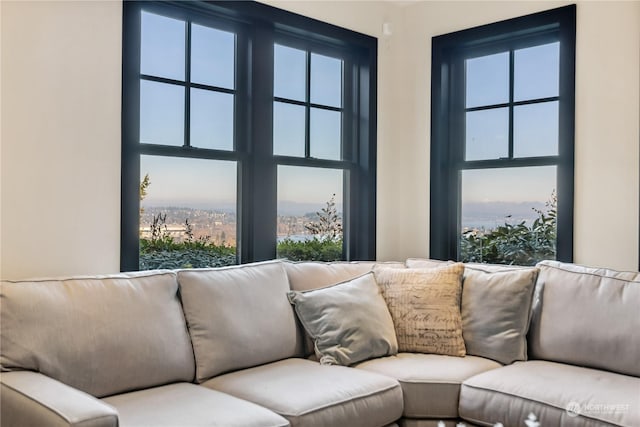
left=102, top=383, right=289, bottom=427
left=459, top=360, right=640, bottom=427
left=203, top=358, right=403, bottom=427
left=400, top=421, right=479, bottom=427
left=356, top=353, right=501, bottom=419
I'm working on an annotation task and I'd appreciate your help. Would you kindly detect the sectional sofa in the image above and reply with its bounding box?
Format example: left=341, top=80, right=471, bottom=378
left=1, top=259, right=638, bottom=427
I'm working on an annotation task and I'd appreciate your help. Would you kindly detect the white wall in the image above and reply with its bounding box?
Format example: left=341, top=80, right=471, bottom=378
left=1, top=0, right=638, bottom=279
left=1, top=1, right=122, bottom=279
left=572, top=1, right=639, bottom=270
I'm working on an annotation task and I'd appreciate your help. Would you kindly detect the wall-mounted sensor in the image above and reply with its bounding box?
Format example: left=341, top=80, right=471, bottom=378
left=382, top=22, right=393, bottom=37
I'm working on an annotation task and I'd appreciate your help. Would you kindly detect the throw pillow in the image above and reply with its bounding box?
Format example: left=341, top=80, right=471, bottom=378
left=405, top=258, right=453, bottom=269
left=287, top=272, right=398, bottom=366
left=462, top=265, right=538, bottom=364
left=374, top=263, right=466, bottom=356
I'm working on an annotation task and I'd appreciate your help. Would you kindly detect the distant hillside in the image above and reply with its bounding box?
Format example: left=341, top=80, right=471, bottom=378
left=462, top=201, right=547, bottom=229
left=141, top=200, right=343, bottom=217
left=278, top=200, right=343, bottom=217
left=142, top=200, right=236, bottom=212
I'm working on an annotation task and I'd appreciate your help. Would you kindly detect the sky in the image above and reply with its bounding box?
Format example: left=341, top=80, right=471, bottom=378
left=138, top=10, right=561, bottom=219
left=462, top=165, right=556, bottom=204
left=465, top=43, right=560, bottom=161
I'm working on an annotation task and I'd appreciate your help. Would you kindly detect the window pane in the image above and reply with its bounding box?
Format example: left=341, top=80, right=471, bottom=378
left=310, top=108, right=341, bottom=160
left=460, top=166, right=557, bottom=265
left=465, top=52, right=509, bottom=108
left=277, top=166, right=344, bottom=261
left=140, top=80, right=184, bottom=146
left=465, top=108, right=508, bottom=161
left=141, top=11, right=185, bottom=80
left=274, top=45, right=306, bottom=102
left=514, top=42, right=559, bottom=102
left=311, top=53, right=342, bottom=108
left=190, top=89, right=234, bottom=150
left=514, top=101, right=559, bottom=158
left=140, top=155, right=237, bottom=269
left=273, top=102, right=305, bottom=157
left=191, top=24, right=235, bottom=89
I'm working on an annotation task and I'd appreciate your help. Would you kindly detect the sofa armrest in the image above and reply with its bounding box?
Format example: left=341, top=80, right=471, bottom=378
left=1, top=371, right=118, bottom=427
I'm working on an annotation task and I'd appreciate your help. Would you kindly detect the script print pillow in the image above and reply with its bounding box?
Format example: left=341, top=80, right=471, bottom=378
left=374, top=263, right=466, bottom=356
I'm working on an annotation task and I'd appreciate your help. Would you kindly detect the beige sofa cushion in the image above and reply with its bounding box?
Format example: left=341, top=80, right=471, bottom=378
left=178, top=261, right=301, bottom=382
left=288, top=273, right=398, bottom=366
left=284, top=260, right=404, bottom=292
left=375, top=264, right=466, bottom=356
left=203, top=358, right=403, bottom=427
left=1, top=371, right=118, bottom=427
left=0, top=271, right=195, bottom=397
left=529, top=260, right=640, bottom=376
left=460, top=360, right=640, bottom=427
left=356, top=353, right=501, bottom=419
left=405, top=258, right=452, bottom=269
left=103, top=383, right=289, bottom=427
left=461, top=265, right=538, bottom=364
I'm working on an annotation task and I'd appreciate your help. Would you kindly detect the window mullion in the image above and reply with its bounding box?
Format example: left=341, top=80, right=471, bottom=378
left=305, top=51, right=311, bottom=158
left=508, top=49, right=515, bottom=159
left=184, top=21, right=192, bottom=148
left=247, top=23, right=276, bottom=262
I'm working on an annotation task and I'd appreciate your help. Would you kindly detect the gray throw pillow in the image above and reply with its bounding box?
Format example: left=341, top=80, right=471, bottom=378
left=462, top=265, right=538, bottom=364
left=288, top=273, right=398, bottom=366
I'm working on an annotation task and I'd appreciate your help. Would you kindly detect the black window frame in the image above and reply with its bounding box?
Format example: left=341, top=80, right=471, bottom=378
left=430, top=5, right=576, bottom=263
left=121, top=1, right=377, bottom=271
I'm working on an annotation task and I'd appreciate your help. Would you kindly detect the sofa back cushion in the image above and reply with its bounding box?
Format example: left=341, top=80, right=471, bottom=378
left=529, top=260, right=640, bottom=376
left=284, top=261, right=377, bottom=291
left=405, top=258, right=452, bottom=269
left=0, top=271, right=195, bottom=397
left=178, top=261, right=301, bottom=382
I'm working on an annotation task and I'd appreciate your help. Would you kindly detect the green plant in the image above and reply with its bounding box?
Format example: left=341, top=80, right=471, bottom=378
left=139, top=246, right=236, bottom=270
left=277, top=237, right=343, bottom=262
left=277, top=195, right=344, bottom=262
left=460, top=192, right=557, bottom=266
left=139, top=173, right=150, bottom=215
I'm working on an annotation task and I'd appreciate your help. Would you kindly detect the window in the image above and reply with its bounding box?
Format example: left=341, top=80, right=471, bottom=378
left=430, top=5, right=576, bottom=265
left=121, top=1, right=377, bottom=271
left=273, top=41, right=349, bottom=260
